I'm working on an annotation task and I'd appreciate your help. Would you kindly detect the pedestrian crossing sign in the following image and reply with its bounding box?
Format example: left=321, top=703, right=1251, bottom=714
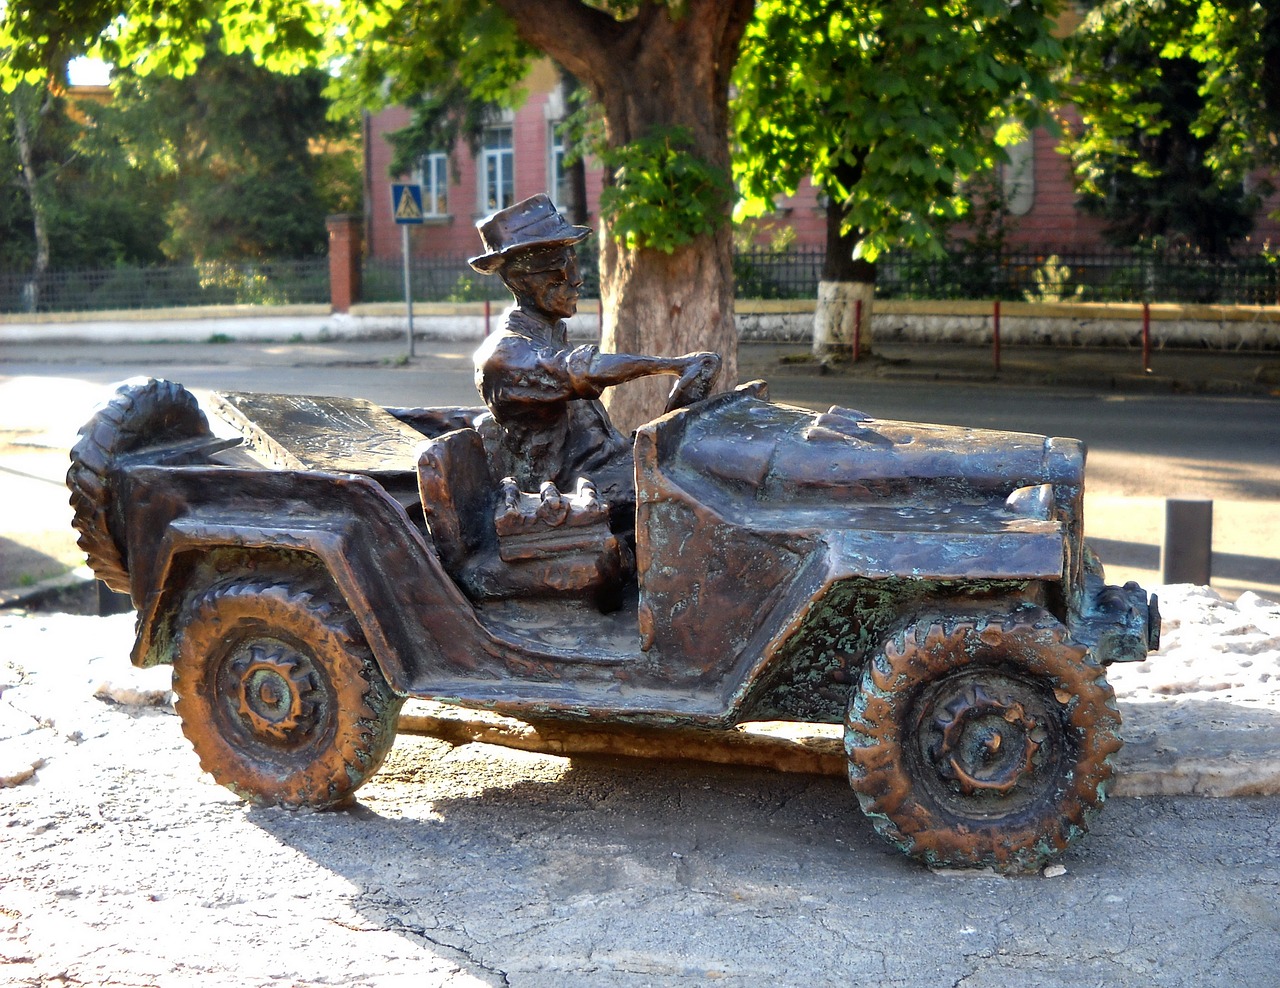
left=392, top=183, right=425, bottom=224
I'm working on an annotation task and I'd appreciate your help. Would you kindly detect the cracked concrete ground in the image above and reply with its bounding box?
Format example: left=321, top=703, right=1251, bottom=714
left=2, top=610, right=1279, bottom=988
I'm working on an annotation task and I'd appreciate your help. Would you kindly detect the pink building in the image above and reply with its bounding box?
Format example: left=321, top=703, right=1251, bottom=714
left=363, top=62, right=603, bottom=264
left=362, top=61, right=1280, bottom=265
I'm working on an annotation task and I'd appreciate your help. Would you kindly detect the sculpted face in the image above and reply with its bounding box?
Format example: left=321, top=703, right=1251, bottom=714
left=510, top=248, right=582, bottom=320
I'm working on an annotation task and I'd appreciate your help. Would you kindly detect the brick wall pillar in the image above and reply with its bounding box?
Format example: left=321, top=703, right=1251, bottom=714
left=327, top=214, right=363, bottom=313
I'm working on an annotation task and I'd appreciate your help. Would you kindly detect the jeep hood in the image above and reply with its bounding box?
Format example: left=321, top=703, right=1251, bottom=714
left=663, top=396, right=1084, bottom=507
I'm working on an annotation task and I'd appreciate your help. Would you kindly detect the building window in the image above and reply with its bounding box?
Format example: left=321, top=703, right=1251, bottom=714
left=418, top=152, right=448, bottom=216
left=548, top=121, right=572, bottom=210
left=482, top=126, right=514, bottom=212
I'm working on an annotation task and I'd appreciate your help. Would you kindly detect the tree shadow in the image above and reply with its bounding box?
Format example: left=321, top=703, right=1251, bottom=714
left=241, top=694, right=1280, bottom=978
left=1089, top=536, right=1280, bottom=594
left=0, top=536, right=74, bottom=600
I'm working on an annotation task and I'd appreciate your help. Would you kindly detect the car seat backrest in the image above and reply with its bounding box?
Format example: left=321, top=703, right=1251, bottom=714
left=416, top=429, right=497, bottom=574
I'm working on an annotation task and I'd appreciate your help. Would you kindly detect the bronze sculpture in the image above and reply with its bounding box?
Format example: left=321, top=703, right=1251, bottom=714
left=64, top=197, right=1160, bottom=872
left=470, top=194, right=719, bottom=528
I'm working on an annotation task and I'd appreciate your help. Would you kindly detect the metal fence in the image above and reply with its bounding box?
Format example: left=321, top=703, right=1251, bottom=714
left=734, top=248, right=826, bottom=300
left=3, top=245, right=1277, bottom=314
left=879, top=247, right=1280, bottom=306
left=362, top=254, right=512, bottom=305
left=733, top=245, right=1280, bottom=305
left=0, top=259, right=330, bottom=314
left=367, top=247, right=825, bottom=303
left=362, top=243, right=603, bottom=304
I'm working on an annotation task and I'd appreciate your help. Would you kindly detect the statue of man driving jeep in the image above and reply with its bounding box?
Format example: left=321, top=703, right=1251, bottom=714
left=469, top=194, right=720, bottom=527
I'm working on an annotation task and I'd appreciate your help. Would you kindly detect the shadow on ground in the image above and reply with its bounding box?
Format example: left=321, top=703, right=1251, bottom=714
left=238, top=690, right=1280, bottom=982
left=1089, top=536, right=1280, bottom=590
left=0, top=536, right=73, bottom=593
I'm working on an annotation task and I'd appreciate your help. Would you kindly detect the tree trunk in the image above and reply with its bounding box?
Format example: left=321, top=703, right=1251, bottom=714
left=497, top=0, right=752, bottom=433
left=815, top=180, right=875, bottom=360
left=12, top=84, right=52, bottom=311
left=600, top=227, right=735, bottom=433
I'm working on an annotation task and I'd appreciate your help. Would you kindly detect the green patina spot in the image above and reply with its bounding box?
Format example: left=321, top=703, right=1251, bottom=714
left=743, top=577, right=1033, bottom=723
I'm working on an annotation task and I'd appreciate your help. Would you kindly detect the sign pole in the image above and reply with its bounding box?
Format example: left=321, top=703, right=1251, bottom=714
left=402, top=223, right=415, bottom=358
left=391, top=182, right=425, bottom=360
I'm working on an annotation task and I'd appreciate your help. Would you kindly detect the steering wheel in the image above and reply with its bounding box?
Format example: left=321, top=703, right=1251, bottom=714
left=664, top=353, right=722, bottom=413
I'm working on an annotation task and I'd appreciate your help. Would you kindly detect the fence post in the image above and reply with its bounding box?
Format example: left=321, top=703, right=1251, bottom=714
left=1142, top=301, right=1151, bottom=373
left=326, top=214, right=363, bottom=313
left=992, top=298, right=1002, bottom=372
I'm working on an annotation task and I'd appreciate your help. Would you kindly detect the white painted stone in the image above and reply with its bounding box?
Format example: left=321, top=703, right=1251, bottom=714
left=7, top=306, right=1277, bottom=348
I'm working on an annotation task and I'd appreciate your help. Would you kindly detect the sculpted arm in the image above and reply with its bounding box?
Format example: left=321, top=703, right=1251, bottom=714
left=572, top=348, right=722, bottom=412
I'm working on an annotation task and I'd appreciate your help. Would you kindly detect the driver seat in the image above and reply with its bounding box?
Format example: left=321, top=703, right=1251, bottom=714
left=416, top=428, right=631, bottom=608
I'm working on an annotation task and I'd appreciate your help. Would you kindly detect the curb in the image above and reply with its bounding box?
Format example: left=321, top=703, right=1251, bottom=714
left=0, top=567, right=95, bottom=611
left=397, top=698, right=1280, bottom=799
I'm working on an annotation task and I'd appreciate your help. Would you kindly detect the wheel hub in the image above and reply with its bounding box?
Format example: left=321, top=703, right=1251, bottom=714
left=230, top=643, right=319, bottom=742
left=929, top=681, right=1047, bottom=796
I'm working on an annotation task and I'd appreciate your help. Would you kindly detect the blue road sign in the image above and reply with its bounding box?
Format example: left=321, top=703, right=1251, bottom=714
left=392, top=183, right=425, bottom=224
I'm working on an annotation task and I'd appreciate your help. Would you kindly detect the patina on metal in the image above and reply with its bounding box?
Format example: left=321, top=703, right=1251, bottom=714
left=65, top=196, right=1160, bottom=872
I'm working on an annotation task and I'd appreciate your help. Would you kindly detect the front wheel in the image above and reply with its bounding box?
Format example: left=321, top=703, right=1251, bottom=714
left=845, top=606, right=1121, bottom=872
left=172, top=579, right=403, bottom=808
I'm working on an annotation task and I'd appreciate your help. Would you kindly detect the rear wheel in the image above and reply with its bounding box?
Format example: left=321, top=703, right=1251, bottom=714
left=171, top=579, right=403, bottom=808
left=845, top=606, right=1120, bottom=872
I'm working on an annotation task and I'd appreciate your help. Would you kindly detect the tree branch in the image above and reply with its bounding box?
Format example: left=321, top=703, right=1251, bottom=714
left=490, top=0, right=631, bottom=87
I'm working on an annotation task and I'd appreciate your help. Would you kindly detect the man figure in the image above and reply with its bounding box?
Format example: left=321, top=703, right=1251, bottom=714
left=470, top=194, right=719, bottom=522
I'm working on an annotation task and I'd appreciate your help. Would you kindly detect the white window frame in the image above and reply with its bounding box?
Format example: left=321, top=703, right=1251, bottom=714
left=417, top=152, right=449, bottom=217
left=480, top=125, right=515, bottom=213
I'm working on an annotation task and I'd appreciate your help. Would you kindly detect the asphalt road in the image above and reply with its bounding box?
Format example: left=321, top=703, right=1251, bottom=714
left=3, top=338, right=1278, bottom=501
left=1, top=338, right=1277, bottom=597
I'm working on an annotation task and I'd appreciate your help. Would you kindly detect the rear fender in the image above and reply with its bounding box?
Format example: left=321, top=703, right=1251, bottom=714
left=121, top=465, right=479, bottom=694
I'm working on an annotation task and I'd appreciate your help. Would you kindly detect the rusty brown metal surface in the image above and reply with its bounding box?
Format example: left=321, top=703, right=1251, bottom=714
left=212, top=391, right=428, bottom=476
left=61, top=194, right=1161, bottom=870
left=170, top=578, right=403, bottom=808
left=846, top=606, right=1123, bottom=872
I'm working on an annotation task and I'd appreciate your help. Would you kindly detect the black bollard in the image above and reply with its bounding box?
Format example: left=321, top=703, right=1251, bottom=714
left=1160, top=498, right=1213, bottom=585
left=97, top=581, right=133, bottom=616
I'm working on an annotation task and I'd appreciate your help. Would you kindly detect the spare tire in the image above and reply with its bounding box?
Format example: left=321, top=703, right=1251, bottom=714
left=66, top=378, right=212, bottom=593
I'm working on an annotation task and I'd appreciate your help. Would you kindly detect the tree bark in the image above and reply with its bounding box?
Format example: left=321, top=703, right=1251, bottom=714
left=12, top=84, right=52, bottom=311
left=495, top=0, right=752, bottom=433
left=815, top=177, right=876, bottom=360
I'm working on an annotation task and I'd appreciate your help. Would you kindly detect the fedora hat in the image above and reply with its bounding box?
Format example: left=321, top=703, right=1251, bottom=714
left=468, top=194, right=591, bottom=274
